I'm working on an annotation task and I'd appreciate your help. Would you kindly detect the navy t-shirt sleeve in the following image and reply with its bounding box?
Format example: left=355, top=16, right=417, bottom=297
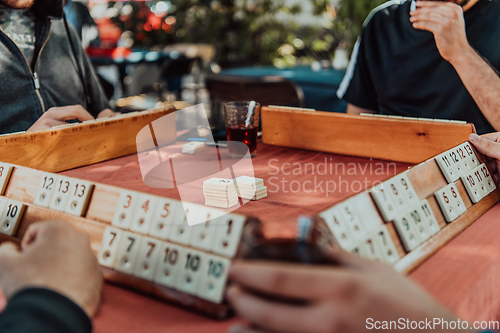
left=0, top=288, right=92, bottom=333
left=337, top=24, right=380, bottom=112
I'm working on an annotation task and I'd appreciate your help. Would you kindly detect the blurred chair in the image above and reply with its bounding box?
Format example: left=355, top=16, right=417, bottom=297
left=205, top=74, right=305, bottom=107
left=205, top=75, right=305, bottom=134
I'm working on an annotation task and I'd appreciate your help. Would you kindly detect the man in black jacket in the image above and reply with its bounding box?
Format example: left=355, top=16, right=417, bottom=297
left=0, top=221, right=102, bottom=333
left=0, top=0, right=114, bottom=134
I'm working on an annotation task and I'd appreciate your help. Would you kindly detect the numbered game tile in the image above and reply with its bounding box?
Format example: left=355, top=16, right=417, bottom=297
left=97, top=226, right=123, bottom=268
left=434, top=185, right=460, bottom=223
left=167, top=205, right=195, bottom=245
left=406, top=208, right=430, bottom=242
left=188, top=208, right=219, bottom=251
left=318, top=207, right=354, bottom=250
left=148, top=198, right=179, bottom=240
left=338, top=203, right=366, bottom=241
left=211, top=214, right=246, bottom=258
left=48, top=176, right=73, bottom=212
left=64, top=180, right=94, bottom=217
left=461, top=164, right=489, bottom=204
left=132, top=236, right=162, bottom=281
left=33, top=173, right=58, bottom=208
left=174, top=247, right=205, bottom=295
left=418, top=200, right=441, bottom=236
left=384, top=179, right=409, bottom=213
left=393, top=173, right=419, bottom=206
left=0, top=199, right=24, bottom=236
left=196, top=254, right=231, bottom=303
left=360, top=237, right=384, bottom=262
left=113, top=231, right=142, bottom=275
left=436, top=151, right=460, bottom=183
left=369, top=184, right=398, bottom=222
left=129, top=194, right=158, bottom=235
left=372, top=225, right=400, bottom=265
left=152, top=241, right=183, bottom=288
left=393, top=213, right=421, bottom=252
left=111, top=191, right=139, bottom=230
left=0, top=163, right=13, bottom=195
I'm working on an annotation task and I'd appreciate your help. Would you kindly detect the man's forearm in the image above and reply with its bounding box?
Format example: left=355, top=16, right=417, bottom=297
left=451, top=46, right=500, bottom=130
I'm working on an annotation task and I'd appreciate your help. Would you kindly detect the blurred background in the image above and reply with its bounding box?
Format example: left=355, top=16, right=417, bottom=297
left=74, top=0, right=385, bottom=120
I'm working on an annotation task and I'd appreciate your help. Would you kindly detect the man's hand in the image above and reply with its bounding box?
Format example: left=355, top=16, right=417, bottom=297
left=410, top=1, right=472, bottom=64
left=27, top=105, right=119, bottom=132
left=0, top=221, right=103, bottom=317
left=469, top=133, right=500, bottom=184
left=226, top=250, right=465, bottom=333
left=97, top=108, right=120, bottom=119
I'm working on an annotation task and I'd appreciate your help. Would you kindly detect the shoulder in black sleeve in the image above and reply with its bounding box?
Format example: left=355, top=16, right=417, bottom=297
left=0, top=288, right=92, bottom=333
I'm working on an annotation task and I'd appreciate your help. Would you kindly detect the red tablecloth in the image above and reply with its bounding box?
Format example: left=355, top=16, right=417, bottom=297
left=57, top=143, right=500, bottom=331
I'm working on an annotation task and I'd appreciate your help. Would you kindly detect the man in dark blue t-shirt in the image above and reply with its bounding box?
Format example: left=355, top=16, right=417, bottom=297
left=338, top=0, right=500, bottom=134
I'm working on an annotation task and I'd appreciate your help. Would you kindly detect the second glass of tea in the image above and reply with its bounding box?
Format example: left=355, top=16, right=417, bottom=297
left=224, top=101, right=261, bottom=158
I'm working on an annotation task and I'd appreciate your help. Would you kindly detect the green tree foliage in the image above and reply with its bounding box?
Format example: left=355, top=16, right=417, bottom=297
left=336, top=0, right=387, bottom=52
left=108, top=0, right=346, bottom=67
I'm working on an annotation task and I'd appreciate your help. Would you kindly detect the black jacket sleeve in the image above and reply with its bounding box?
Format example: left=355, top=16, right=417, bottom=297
left=0, top=288, right=92, bottom=333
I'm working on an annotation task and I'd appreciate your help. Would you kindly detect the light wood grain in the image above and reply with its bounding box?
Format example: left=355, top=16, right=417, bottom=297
left=261, top=107, right=475, bottom=164
left=0, top=107, right=176, bottom=173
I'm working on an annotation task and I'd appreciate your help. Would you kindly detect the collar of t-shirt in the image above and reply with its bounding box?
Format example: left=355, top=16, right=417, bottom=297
left=0, top=3, right=36, bottom=66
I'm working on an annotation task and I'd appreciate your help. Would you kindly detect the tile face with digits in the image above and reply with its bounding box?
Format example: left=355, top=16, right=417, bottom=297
left=112, top=191, right=139, bottom=230
left=461, top=164, right=495, bottom=204
left=436, top=151, right=460, bottom=183
left=113, top=231, right=142, bottom=275
left=64, top=179, right=94, bottom=217
left=132, top=236, right=161, bottom=281
left=0, top=199, right=24, bottom=236
left=130, top=194, right=158, bottom=235
left=167, top=204, right=194, bottom=245
left=417, top=200, right=440, bottom=236
left=211, top=213, right=246, bottom=258
left=338, top=203, right=366, bottom=241
left=148, top=198, right=178, bottom=240
left=384, top=179, right=408, bottom=213
left=477, top=164, right=496, bottom=198
left=174, top=247, right=205, bottom=295
left=0, top=163, right=13, bottom=195
left=370, top=184, right=398, bottom=222
left=188, top=208, right=219, bottom=251
left=360, top=237, right=384, bottom=262
left=393, top=213, right=421, bottom=252
left=196, top=254, right=231, bottom=303
left=48, top=176, right=73, bottom=211
left=153, top=241, right=183, bottom=288
left=319, top=207, right=353, bottom=249
left=393, top=173, right=419, bottom=207
left=461, top=142, right=480, bottom=169
left=97, top=226, right=123, bottom=268
left=434, top=185, right=459, bottom=223
left=33, top=173, right=58, bottom=207
left=406, top=207, right=430, bottom=242
left=448, top=184, right=467, bottom=216
left=372, top=225, right=400, bottom=265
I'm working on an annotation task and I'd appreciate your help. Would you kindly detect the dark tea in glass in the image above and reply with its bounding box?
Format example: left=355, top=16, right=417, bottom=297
left=224, top=101, right=261, bottom=158
left=226, top=125, right=258, bottom=156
